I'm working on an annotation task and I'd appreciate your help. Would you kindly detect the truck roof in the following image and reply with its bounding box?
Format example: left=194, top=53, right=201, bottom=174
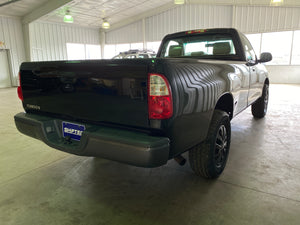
left=163, top=28, right=239, bottom=39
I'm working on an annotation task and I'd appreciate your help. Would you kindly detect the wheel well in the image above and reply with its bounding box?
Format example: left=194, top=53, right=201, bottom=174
left=215, top=93, right=234, bottom=120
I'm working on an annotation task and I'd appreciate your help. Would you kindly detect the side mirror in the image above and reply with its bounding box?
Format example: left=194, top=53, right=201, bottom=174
left=258, top=52, right=272, bottom=63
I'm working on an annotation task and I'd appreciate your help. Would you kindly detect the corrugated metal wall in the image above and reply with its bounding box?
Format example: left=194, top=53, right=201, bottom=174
left=146, top=4, right=232, bottom=42
left=30, top=21, right=100, bottom=61
left=234, top=6, right=300, bottom=33
left=106, top=21, right=143, bottom=44
left=0, top=16, right=26, bottom=86
left=106, top=4, right=232, bottom=44
left=106, top=4, right=300, bottom=43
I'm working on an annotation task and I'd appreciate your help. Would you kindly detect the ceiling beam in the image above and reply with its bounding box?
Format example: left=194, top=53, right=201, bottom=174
left=110, top=2, right=177, bottom=31
left=0, top=0, right=22, bottom=8
left=22, top=0, right=73, bottom=24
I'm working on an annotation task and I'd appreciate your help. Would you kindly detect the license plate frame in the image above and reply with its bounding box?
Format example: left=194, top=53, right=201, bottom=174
left=62, top=121, right=85, bottom=141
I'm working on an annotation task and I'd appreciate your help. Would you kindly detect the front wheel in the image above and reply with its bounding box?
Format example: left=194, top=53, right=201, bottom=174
left=189, top=110, right=231, bottom=179
left=251, top=83, right=269, bottom=118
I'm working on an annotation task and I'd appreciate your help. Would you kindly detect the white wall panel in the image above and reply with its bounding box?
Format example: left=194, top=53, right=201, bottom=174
left=0, top=16, right=26, bottom=86
left=106, top=21, right=143, bottom=44
left=235, top=6, right=300, bottom=33
left=106, top=4, right=232, bottom=44
left=266, top=65, right=300, bottom=84
left=145, top=4, right=232, bottom=42
left=105, top=4, right=300, bottom=44
left=30, top=21, right=100, bottom=61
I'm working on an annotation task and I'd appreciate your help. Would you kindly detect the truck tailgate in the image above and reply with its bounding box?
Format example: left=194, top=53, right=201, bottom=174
left=20, top=59, right=150, bottom=129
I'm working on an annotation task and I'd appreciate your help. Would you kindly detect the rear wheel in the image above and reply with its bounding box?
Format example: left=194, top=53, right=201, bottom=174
left=189, top=110, right=231, bottom=179
left=251, top=83, right=269, bottom=118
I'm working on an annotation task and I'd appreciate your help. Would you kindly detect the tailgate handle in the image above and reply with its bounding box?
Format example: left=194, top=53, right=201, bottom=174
left=32, top=67, right=59, bottom=76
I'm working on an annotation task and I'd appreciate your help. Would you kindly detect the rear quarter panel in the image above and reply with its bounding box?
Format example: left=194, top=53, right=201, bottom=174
left=157, top=58, right=269, bottom=157
left=154, top=58, right=234, bottom=157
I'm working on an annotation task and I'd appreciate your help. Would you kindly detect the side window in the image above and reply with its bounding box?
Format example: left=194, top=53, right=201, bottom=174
left=240, top=34, right=256, bottom=61
left=164, top=41, right=180, bottom=57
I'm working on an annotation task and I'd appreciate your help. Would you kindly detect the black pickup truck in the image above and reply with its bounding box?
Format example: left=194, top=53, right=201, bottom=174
left=15, top=28, right=272, bottom=178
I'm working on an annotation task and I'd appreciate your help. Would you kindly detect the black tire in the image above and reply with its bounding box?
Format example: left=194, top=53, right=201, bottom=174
left=251, top=83, right=269, bottom=118
left=189, top=110, right=231, bottom=179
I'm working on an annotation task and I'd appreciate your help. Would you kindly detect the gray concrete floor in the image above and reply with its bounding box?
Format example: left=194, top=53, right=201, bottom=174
left=0, top=84, right=300, bottom=225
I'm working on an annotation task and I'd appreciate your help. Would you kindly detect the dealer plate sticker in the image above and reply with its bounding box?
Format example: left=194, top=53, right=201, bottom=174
left=62, top=122, right=85, bottom=141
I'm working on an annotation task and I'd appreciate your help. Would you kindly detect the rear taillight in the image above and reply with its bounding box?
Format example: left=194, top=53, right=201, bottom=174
left=148, top=73, right=173, bottom=119
left=17, top=72, right=23, bottom=101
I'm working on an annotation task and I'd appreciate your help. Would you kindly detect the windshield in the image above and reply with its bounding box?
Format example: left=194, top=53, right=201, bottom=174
left=159, top=33, right=238, bottom=60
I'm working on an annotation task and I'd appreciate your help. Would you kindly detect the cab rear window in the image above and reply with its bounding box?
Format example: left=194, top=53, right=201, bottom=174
left=160, top=34, right=237, bottom=59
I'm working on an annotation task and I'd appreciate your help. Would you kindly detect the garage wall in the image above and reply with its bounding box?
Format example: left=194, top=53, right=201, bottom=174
left=106, top=21, right=143, bottom=44
left=106, top=5, right=232, bottom=43
left=234, top=6, right=300, bottom=33
left=0, top=16, right=26, bottom=86
left=30, top=21, right=100, bottom=61
left=107, top=4, right=300, bottom=43
left=146, top=4, right=232, bottom=42
left=266, top=65, right=300, bottom=84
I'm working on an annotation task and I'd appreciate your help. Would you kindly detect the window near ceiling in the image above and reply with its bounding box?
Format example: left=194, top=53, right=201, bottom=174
left=261, top=31, right=293, bottom=65
left=291, top=30, right=300, bottom=65
left=245, top=33, right=261, bottom=56
left=66, top=43, right=85, bottom=60
left=86, top=45, right=101, bottom=59
left=66, top=43, right=101, bottom=60
left=104, top=45, right=116, bottom=59
left=115, top=44, right=130, bottom=55
left=147, top=41, right=161, bottom=53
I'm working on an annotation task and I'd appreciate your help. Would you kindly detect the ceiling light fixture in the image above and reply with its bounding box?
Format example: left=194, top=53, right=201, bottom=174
left=270, top=0, right=284, bottom=6
left=174, top=0, right=184, bottom=4
left=102, top=18, right=110, bottom=29
left=64, top=10, right=74, bottom=23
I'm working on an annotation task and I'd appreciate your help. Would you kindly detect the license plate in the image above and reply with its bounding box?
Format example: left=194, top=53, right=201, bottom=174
left=62, top=121, right=85, bottom=141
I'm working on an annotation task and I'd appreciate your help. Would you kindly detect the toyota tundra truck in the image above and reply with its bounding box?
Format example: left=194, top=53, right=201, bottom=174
left=14, top=28, right=272, bottom=178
